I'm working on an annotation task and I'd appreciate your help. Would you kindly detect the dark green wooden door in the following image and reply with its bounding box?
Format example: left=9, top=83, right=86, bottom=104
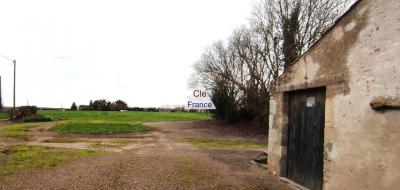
left=288, top=87, right=325, bottom=190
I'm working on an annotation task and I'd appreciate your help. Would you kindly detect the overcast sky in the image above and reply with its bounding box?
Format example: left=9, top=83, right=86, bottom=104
left=0, top=0, right=255, bottom=108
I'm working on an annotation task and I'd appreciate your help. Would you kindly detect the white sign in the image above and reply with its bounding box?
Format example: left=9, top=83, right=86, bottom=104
left=186, top=87, right=216, bottom=110
left=306, top=96, right=316, bottom=107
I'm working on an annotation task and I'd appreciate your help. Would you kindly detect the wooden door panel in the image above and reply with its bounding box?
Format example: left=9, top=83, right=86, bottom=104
left=288, top=88, right=325, bottom=190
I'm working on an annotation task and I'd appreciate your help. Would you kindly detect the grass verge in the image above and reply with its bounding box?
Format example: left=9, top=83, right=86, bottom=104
left=183, top=138, right=267, bottom=149
left=0, top=111, right=8, bottom=120
left=49, top=122, right=152, bottom=135
left=0, top=124, right=37, bottom=140
left=39, top=110, right=211, bottom=123
left=0, top=145, right=104, bottom=182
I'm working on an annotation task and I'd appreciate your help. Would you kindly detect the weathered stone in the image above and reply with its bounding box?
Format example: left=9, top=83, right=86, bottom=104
left=370, top=96, right=400, bottom=110
left=254, top=152, right=268, bottom=164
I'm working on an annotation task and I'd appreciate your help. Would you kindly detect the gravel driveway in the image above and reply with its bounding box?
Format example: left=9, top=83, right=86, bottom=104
left=0, top=121, right=292, bottom=190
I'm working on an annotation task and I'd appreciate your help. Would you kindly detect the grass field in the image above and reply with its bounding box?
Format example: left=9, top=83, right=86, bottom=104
left=0, top=145, right=103, bottom=181
left=0, top=111, right=8, bottom=120
left=40, top=110, right=211, bottom=135
left=39, top=110, right=211, bottom=123
left=0, top=124, right=37, bottom=140
left=50, top=122, right=152, bottom=135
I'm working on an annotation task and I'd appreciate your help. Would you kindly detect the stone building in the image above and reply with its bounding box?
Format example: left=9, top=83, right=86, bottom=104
left=267, top=0, right=400, bottom=189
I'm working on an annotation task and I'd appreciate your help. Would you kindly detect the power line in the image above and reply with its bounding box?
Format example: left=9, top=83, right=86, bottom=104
left=0, top=53, right=13, bottom=62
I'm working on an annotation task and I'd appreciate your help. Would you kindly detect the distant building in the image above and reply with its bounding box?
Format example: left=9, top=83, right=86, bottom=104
left=267, top=0, right=400, bottom=189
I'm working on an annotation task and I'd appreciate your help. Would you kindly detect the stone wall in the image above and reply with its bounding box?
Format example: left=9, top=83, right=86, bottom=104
left=268, top=0, right=400, bottom=189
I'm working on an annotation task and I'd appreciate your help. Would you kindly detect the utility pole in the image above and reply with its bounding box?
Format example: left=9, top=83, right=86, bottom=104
left=0, top=76, right=2, bottom=110
left=0, top=54, right=16, bottom=109
left=13, top=60, right=16, bottom=108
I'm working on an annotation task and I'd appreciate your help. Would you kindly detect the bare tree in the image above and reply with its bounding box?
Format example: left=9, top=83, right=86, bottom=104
left=191, top=41, right=241, bottom=122
left=251, top=0, right=348, bottom=69
left=230, top=28, right=271, bottom=124
left=191, top=0, right=349, bottom=128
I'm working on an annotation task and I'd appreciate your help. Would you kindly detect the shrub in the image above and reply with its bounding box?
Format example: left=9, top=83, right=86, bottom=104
left=22, top=115, right=53, bottom=123
left=9, top=106, right=38, bottom=121
left=128, top=107, right=145, bottom=111
left=144, top=107, right=159, bottom=112
left=21, top=106, right=38, bottom=115
left=92, top=99, right=111, bottom=111
left=110, top=100, right=128, bottom=111
left=79, top=105, right=92, bottom=111
left=70, top=102, right=78, bottom=111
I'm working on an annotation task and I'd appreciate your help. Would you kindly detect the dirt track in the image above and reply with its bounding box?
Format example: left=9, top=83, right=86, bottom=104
left=0, top=121, right=292, bottom=190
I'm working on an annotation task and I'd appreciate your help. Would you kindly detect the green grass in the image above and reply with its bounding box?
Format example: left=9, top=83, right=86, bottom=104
left=0, top=145, right=103, bottom=182
left=40, top=110, right=210, bottom=135
left=0, top=111, right=8, bottom=120
left=183, top=138, right=267, bottom=149
left=0, top=124, right=37, bottom=140
left=49, top=122, right=152, bottom=135
left=39, top=110, right=211, bottom=123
